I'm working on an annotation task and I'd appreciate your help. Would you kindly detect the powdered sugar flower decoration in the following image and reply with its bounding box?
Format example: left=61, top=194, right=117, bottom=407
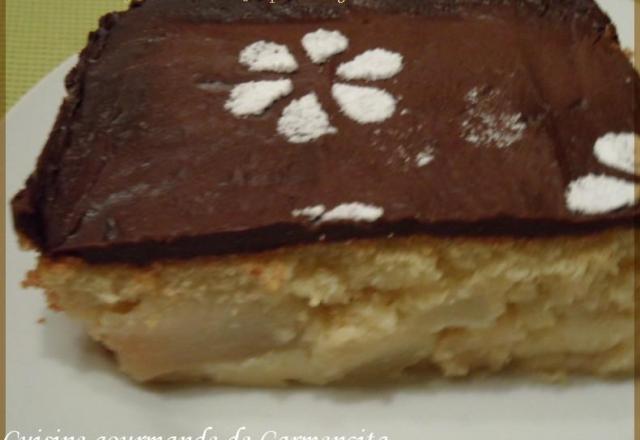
left=565, top=132, right=638, bottom=214
left=336, top=48, right=403, bottom=81
left=239, top=41, right=298, bottom=73
left=225, top=79, right=293, bottom=117
left=566, top=174, right=635, bottom=214
left=225, top=30, right=404, bottom=143
left=302, top=29, right=348, bottom=64
left=278, top=93, right=337, bottom=143
left=331, top=84, right=396, bottom=124
left=593, top=132, right=637, bottom=174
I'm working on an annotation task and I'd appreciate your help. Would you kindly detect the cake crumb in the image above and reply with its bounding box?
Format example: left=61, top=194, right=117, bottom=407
left=566, top=174, right=637, bottom=215
left=302, top=29, right=349, bottom=64
left=239, top=41, right=298, bottom=73
left=337, top=48, right=404, bottom=81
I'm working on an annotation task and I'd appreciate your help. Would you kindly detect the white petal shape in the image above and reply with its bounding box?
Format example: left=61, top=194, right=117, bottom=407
left=566, top=174, right=637, bottom=215
left=594, top=132, right=637, bottom=174
left=278, top=93, right=337, bottom=143
left=225, top=79, right=293, bottom=117
left=302, top=29, right=349, bottom=64
left=320, top=203, right=384, bottom=223
left=332, top=83, right=397, bottom=124
left=239, top=41, right=298, bottom=73
left=337, top=48, right=404, bottom=81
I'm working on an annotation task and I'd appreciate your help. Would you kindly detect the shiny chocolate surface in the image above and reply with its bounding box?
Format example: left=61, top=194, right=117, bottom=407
left=12, top=0, right=639, bottom=263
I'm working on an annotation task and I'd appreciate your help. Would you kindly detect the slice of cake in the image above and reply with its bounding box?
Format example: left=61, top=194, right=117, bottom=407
left=12, top=0, right=639, bottom=385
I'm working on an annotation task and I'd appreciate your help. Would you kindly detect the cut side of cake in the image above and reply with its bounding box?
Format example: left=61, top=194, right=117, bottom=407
left=29, top=229, right=634, bottom=384
left=12, top=0, right=639, bottom=385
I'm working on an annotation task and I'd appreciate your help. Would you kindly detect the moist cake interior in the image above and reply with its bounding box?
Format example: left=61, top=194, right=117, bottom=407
left=30, top=229, right=634, bottom=384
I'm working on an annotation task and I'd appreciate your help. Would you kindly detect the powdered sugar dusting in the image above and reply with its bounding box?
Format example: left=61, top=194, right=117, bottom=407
left=292, top=205, right=326, bottom=220
left=225, top=79, right=293, bottom=116
left=231, top=34, right=405, bottom=142
left=566, top=174, right=636, bottom=214
left=466, top=87, right=480, bottom=104
left=292, top=203, right=384, bottom=223
left=462, top=87, right=526, bottom=149
left=302, top=29, right=349, bottom=64
left=277, top=93, right=337, bottom=143
left=463, top=113, right=525, bottom=148
left=415, top=149, right=435, bottom=167
left=332, top=83, right=397, bottom=124
left=321, top=203, right=384, bottom=223
left=239, top=41, right=298, bottom=73
left=594, top=132, right=637, bottom=174
left=337, top=49, right=404, bottom=81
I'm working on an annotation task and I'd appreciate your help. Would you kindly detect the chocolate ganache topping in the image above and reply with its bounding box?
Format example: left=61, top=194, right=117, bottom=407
left=12, top=0, right=640, bottom=264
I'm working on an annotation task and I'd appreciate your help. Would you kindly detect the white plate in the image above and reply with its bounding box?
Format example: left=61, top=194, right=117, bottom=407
left=5, top=2, right=635, bottom=438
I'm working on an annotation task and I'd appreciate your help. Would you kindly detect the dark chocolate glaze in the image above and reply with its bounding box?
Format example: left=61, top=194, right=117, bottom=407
left=12, top=0, right=640, bottom=264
